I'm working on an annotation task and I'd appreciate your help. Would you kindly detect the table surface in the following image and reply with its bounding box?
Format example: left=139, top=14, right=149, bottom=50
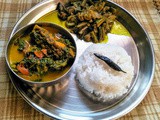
left=0, top=0, right=160, bottom=119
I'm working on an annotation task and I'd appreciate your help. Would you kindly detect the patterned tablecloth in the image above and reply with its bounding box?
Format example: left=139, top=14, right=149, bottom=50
left=0, top=0, right=160, bottom=119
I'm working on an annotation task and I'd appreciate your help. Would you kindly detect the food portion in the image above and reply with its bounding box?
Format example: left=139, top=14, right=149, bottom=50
left=56, top=0, right=117, bottom=43
left=75, top=44, right=134, bottom=102
left=9, top=24, right=76, bottom=82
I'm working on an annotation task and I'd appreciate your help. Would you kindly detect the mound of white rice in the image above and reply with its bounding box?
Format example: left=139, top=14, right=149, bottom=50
left=76, top=44, right=134, bottom=102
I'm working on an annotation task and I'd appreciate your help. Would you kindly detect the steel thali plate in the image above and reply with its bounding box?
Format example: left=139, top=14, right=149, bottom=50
left=8, top=0, right=155, bottom=119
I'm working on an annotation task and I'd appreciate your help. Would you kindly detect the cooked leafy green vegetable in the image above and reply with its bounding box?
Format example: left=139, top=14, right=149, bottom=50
left=56, top=0, right=117, bottom=42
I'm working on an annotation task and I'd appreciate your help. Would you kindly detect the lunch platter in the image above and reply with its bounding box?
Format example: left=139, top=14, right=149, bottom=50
left=7, top=0, right=155, bottom=119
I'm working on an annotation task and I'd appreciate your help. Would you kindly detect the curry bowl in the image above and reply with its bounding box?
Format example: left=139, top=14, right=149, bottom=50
left=6, top=22, right=77, bottom=87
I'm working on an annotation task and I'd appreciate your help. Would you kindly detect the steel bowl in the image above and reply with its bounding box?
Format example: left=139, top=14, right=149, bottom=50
left=6, top=22, right=77, bottom=87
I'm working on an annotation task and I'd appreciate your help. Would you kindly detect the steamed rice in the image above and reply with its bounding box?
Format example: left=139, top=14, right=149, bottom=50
left=76, top=44, right=134, bottom=102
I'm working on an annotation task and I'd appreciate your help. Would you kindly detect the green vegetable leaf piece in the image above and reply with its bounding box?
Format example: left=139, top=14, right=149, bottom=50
left=18, top=39, right=25, bottom=51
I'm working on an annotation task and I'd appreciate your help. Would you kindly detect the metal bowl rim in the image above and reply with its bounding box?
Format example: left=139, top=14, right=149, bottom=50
left=6, top=22, right=77, bottom=86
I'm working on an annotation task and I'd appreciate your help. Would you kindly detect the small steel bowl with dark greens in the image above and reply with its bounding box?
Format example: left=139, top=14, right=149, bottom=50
left=6, top=22, right=77, bottom=87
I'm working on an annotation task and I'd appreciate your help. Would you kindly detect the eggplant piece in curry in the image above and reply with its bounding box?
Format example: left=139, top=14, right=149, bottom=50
left=9, top=25, right=76, bottom=82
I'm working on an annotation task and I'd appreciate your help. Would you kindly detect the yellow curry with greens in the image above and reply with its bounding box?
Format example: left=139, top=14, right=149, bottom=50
left=9, top=24, right=76, bottom=82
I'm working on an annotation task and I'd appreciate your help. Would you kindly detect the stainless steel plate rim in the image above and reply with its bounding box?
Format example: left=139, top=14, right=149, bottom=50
left=7, top=0, right=155, bottom=120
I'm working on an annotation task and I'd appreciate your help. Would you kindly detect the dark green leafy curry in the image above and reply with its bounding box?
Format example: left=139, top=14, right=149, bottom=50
left=56, top=0, right=117, bottom=42
left=10, top=25, right=76, bottom=82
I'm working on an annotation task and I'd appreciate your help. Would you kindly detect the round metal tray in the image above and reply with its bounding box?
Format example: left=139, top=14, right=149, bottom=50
left=8, top=0, right=155, bottom=119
